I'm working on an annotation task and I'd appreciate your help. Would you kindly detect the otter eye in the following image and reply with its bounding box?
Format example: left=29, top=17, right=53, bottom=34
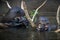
left=17, top=11, right=19, bottom=13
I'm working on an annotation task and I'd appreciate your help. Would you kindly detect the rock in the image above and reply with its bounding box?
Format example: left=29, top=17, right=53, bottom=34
left=0, top=23, right=8, bottom=28
left=54, top=29, right=60, bottom=33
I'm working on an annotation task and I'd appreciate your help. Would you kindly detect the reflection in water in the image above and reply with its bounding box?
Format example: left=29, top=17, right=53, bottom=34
left=0, top=28, right=59, bottom=40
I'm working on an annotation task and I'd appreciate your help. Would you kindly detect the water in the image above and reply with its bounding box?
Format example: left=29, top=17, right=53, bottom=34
left=0, top=27, right=60, bottom=40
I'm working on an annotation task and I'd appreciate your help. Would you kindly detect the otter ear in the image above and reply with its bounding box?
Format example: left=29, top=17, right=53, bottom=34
left=21, top=0, right=24, bottom=10
left=5, top=1, right=12, bottom=9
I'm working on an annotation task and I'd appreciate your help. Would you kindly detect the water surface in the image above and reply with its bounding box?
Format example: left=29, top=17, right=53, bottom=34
left=0, top=27, right=60, bottom=40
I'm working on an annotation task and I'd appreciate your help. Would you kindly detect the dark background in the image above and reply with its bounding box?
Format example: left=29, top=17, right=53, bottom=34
left=0, top=0, right=60, bottom=24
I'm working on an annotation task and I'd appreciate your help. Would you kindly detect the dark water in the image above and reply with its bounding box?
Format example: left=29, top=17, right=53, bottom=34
left=0, top=27, right=60, bottom=40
